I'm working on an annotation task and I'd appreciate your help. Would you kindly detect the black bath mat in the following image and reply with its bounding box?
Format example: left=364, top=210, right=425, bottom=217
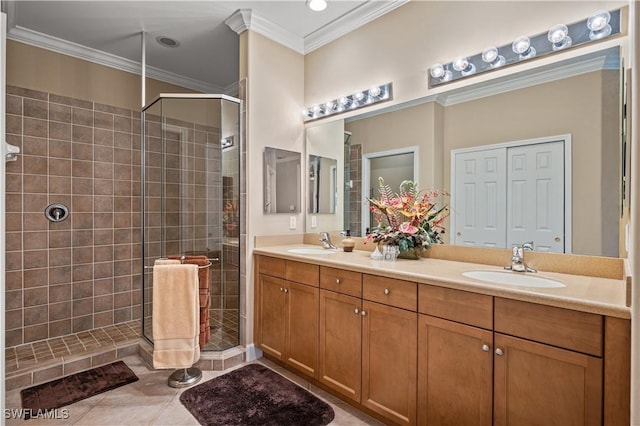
left=180, top=363, right=335, bottom=426
left=20, top=360, right=138, bottom=419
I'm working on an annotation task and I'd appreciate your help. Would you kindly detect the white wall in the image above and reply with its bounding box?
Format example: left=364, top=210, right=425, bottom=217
left=242, top=30, right=305, bottom=348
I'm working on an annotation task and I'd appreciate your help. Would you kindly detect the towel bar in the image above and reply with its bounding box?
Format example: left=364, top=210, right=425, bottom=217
left=144, top=259, right=213, bottom=269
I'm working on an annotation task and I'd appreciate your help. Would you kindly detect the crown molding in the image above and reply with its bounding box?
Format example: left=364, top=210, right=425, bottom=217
left=304, top=0, right=408, bottom=53
left=225, top=8, right=304, bottom=54
left=6, top=25, right=232, bottom=94
left=226, top=1, right=409, bottom=55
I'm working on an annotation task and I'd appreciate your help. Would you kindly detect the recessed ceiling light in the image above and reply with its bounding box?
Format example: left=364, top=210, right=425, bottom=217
left=306, top=0, right=327, bottom=12
left=155, top=36, right=180, bottom=48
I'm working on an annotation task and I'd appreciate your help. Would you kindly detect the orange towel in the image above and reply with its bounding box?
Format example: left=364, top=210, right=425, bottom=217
left=152, top=259, right=200, bottom=369
left=169, top=255, right=211, bottom=346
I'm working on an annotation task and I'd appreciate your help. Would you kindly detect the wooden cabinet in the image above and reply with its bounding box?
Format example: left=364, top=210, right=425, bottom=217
left=256, top=256, right=319, bottom=379
left=362, top=299, right=417, bottom=425
left=319, top=289, right=362, bottom=402
left=256, top=255, right=630, bottom=426
left=418, top=315, right=493, bottom=426
left=493, top=333, right=602, bottom=426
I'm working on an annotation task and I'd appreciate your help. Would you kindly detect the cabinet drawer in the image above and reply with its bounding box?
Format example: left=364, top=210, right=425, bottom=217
left=495, top=298, right=603, bottom=356
left=320, top=266, right=362, bottom=298
left=419, top=284, right=493, bottom=329
left=257, top=255, right=286, bottom=279
left=286, top=260, right=319, bottom=287
left=363, top=274, right=417, bottom=311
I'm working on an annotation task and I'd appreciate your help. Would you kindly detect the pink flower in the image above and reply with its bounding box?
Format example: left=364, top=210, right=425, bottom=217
left=399, top=222, right=418, bottom=234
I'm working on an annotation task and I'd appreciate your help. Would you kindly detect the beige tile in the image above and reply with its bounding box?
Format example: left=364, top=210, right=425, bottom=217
left=151, top=400, right=199, bottom=426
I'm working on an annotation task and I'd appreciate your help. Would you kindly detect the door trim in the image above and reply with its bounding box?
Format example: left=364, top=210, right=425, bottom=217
left=450, top=134, right=572, bottom=253
left=362, top=146, right=419, bottom=236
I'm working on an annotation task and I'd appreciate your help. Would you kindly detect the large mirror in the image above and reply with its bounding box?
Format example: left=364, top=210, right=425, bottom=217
left=263, top=147, right=301, bottom=214
left=305, top=46, right=628, bottom=258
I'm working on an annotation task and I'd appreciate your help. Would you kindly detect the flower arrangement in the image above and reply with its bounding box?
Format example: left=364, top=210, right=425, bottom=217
left=366, top=177, right=449, bottom=255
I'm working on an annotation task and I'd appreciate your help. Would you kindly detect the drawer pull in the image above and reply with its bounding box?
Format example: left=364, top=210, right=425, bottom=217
left=360, top=310, right=367, bottom=316
left=279, top=287, right=284, bottom=292
left=283, top=288, right=289, bottom=293
left=495, top=348, right=503, bottom=356
left=354, top=308, right=360, bottom=314
left=336, top=278, right=341, bottom=284
left=482, top=344, right=490, bottom=352
left=383, top=288, right=391, bottom=295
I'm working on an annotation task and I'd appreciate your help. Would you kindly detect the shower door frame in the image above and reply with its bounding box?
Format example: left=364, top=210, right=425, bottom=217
left=140, top=93, right=243, bottom=349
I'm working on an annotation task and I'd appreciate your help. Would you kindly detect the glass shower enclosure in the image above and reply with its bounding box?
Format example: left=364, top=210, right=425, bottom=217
left=141, top=94, right=241, bottom=351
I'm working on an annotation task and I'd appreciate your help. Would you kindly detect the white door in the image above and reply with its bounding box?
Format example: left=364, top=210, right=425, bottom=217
left=507, top=141, right=565, bottom=252
left=452, top=139, right=567, bottom=253
left=452, top=148, right=507, bottom=247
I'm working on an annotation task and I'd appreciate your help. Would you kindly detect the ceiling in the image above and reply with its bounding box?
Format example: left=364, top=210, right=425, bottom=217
left=2, top=0, right=406, bottom=93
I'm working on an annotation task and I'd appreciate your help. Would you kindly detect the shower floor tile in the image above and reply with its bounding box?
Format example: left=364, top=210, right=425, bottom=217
left=5, top=320, right=141, bottom=374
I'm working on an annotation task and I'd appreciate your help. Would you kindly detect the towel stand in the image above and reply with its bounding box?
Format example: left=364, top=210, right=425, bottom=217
left=151, top=256, right=207, bottom=388
left=168, top=367, right=202, bottom=388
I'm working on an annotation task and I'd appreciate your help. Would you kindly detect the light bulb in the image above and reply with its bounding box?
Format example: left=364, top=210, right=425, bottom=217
left=369, top=86, right=381, bottom=97
left=481, top=46, right=505, bottom=68
left=452, top=57, right=476, bottom=76
left=587, top=10, right=612, bottom=40
left=306, top=0, right=327, bottom=12
left=548, top=24, right=572, bottom=51
left=354, top=92, right=365, bottom=102
left=338, top=96, right=349, bottom=106
left=512, top=36, right=536, bottom=60
left=429, top=63, right=452, bottom=83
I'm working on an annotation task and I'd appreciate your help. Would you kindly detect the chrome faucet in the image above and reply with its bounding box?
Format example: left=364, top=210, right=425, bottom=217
left=505, top=241, right=537, bottom=273
left=319, top=232, right=337, bottom=249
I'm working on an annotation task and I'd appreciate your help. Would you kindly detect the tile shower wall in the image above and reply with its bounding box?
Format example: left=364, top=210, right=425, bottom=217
left=4, top=86, right=142, bottom=347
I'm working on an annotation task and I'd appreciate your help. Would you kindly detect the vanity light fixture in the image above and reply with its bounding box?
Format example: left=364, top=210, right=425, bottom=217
left=587, top=10, right=612, bottom=40
left=548, top=24, right=572, bottom=51
left=428, top=7, right=621, bottom=87
left=306, top=0, right=327, bottom=12
left=303, top=82, right=392, bottom=121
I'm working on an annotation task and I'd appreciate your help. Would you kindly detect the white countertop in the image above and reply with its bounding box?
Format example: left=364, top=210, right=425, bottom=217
left=253, top=244, right=630, bottom=319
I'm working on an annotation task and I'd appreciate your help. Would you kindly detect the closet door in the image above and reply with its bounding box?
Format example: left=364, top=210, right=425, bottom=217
left=506, top=141, right=564, bottom=253
left=452, top=148, right=507, bottom=248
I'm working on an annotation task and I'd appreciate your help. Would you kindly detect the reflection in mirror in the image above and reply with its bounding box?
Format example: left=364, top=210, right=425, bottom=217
left=309, top=155, right=338, bottom=214
left=305, top=120, right=344, bottom=232
left=309, top=46, right=626, bottom=257
left=263, top=147, right=301, bottom=214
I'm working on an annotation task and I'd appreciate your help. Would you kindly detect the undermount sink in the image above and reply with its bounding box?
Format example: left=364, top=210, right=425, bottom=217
left=462, top=270, right=565, bottom=288
left=287, top=248, right=336, bottom=255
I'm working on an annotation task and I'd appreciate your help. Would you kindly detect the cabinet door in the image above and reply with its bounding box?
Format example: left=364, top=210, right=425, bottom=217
left=494, top=333, right=602, bottom=426
left=286, top=281, right=319, bottom=378
left=418, top=315, right=493, bottom=426
left=362, top=300, right=417, bottom=425
left=257, top=275, right=287, bottom=360
left=319, top=290, right=362, bottom=402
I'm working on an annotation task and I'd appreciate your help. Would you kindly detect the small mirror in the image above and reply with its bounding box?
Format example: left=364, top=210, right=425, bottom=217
left=263, top=147, right=301, bottom=214
left=308, top=155, right=338, bottom=213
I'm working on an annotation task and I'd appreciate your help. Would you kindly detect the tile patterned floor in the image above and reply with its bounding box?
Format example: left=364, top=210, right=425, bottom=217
left=4, top=356, right=385, bottom=426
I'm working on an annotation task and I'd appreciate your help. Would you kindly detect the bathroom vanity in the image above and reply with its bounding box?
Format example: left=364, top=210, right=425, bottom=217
left=253, top=245, right=630, bottom=426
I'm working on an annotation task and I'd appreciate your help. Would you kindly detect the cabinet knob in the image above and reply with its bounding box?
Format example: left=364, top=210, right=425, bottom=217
left=336, top=278, right=341, bottom=284
left=283, top=288, right=289, bottom=293
left=360, top=310, right=367, bottom=316
left=279, top=287, right=284, bottom=292
left=383, top=288, right=390, bottom=295
left=354, top=308, right=360, bottom=314
left=482, top=344, right=490, bottom=352
left=495, top=348, right=503, bottom=356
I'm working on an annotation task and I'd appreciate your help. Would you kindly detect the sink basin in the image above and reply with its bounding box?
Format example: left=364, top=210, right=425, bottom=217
left=287, top=248, right=336, bottom=255
left=462, top=270, right=565, bottom=288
